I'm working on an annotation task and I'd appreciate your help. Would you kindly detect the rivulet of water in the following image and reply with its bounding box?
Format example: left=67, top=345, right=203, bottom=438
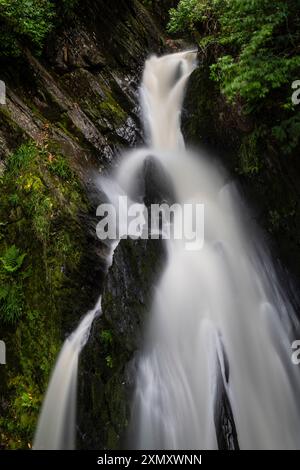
left=33, top=298, right=101, bottom=450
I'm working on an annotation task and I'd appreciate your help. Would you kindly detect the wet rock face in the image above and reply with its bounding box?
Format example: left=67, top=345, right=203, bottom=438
left=77, top=237, right=166, bottom=449
left=47, top=0, right=163, bottom=72
left=213, top=338, right=239, bottom=450
left=0, top=0, right=165, bottom=171
left=102, top=239, right=166, bottom=354
left=140, top=0, right=179, bottom=28
left=78, top=157, right=176, bottom=449
left=143, top=156, right=176, bottom=207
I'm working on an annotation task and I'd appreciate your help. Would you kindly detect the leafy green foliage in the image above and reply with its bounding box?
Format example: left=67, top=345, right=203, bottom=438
left=2, top=142, right=81, bottom=244
left=100, top=329, right=113, bottom=347
left=0, top=0, right=54, bottom=55
left=237, top=128, right=263, bottom=176
left=0, top=0, right=79, bottom=56
left=272, top=115, right=300, bottom=155
left=0, top=377, right=41, bottom=448
left=168, top=0, right=300, bottom=153
left=0, top=246, right=27, bottom=324
left=168, top=0, right=211, bottom=33
left=105, top=355, right=114, bottom=369
left=209, top=2, right=300, bottom=106
left=169, top=0, right=300, bottom=104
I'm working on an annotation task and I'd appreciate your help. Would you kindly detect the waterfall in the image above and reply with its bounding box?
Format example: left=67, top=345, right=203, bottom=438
left=33, top=298, right=101, bottom=450
left=34, top=50, right=300, bottom=450
left=127, top=51, right=300, bottom=450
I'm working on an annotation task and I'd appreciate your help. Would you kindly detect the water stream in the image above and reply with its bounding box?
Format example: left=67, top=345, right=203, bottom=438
left=129, top=51, right=300, bottom=450
left=34, top=50, right=300, bottom=450
left=33, top=298, right=101, bottom=449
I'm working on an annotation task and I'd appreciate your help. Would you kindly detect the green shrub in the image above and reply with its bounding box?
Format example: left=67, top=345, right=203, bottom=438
left=100, top=329, right=113, bottom=347
left=0, top=0, right=80, bottom=56
left=168, top=0, right=209, bottom=33
left=168, top=0, right=300, bottom=107
left=0, top=0, right=55, bottom=55
left=168, top=0, right=300, bottom=152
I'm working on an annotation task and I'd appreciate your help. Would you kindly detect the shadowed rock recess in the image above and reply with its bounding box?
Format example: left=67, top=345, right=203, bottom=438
left=0, top=0, right=169, bottom=449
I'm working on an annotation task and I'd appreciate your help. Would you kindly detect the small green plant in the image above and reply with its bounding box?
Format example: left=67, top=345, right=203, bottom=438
left=7, top=376, right=41, bottom=433
left=4, top=141, right=80, bottom=244
left=105, top=355, right=114, bottom=369
left=8, top=193, right=20, bottom=207
left=100, top=329, right=113, bottom=347
left=6, top=142, right=38, bottom=175
left=0, top=245, right=26, bottom=273
left=0, top=283, right=24, bottom=324
left=48, top=154, right=73, bottom=180
left=0, top=246, right=28, bottom=324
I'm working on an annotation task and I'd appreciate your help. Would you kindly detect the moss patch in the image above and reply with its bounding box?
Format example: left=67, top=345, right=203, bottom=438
left=0, top=140, right=88, bottom=449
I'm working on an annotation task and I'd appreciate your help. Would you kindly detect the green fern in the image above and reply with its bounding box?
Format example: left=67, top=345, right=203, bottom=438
left=0, top=283, right=24, bottom=324
left=0, top=245, right=26, bottom=273
left=0, top=284, right=9, bottom=300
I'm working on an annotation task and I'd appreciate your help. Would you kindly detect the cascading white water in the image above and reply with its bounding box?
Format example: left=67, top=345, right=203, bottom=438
left=33, top=298, right=101, bottom=450
left=34, top=50, right=300, bottom=451
left=126, top=51, right=300, bottom=450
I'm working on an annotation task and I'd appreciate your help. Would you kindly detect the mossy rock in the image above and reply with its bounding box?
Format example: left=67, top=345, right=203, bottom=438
left=0, top=140, right=102, bottom=448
